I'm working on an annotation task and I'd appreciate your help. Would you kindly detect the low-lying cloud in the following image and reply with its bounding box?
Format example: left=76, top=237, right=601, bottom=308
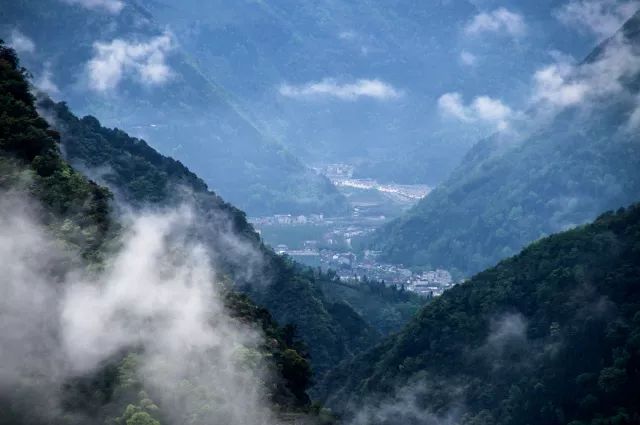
left=438, top=92, right=513, bottom=130
left=460, top=50, right=478, bottom=66
left=279, top=78, right=402, bottom=101
left=60, top=0, right=124, bottom=14
left=0, top=193, right=282, bottom=425
left=8, top=29, right=35, bottom=54
left=555, top=0, right=640, bottom=39
left=532, top=34, right=640, bottom=111
left=348, top=380, right=465, bottom=425
left=87, top=32, right=174, bottom=92
left=464, top=8, right=526, bottom=37
left=35, top=66, right=61, bottom=97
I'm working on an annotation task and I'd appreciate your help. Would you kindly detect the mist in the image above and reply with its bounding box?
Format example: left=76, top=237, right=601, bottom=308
left=0, top=192, right=284, bottom=425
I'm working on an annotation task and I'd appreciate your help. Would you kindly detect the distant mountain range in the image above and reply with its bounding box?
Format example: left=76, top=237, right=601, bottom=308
left=1, top=0, right=601, bottom=202
left=137, top=0, right=594, bottom=185
left=0, top=0, right=348, bottom=216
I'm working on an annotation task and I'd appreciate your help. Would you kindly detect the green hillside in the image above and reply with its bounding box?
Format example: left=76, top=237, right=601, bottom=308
left=323, top=203, right=640, bottom=425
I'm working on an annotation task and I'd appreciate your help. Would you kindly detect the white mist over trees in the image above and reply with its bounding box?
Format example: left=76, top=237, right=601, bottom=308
left=0, top=194, right=282, bottom=425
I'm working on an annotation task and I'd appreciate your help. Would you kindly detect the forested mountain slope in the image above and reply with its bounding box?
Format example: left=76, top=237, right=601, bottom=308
left=0, top=44, right=113, bottom=260
left=323, top=203, right=640, bottom=425
left=37, top=76, right=422, bottom=380
left=368, top=10, right=640, bottom=275
left=0, top=42, right=325, bottom=425
left=0, top=0, right=347, bottom=215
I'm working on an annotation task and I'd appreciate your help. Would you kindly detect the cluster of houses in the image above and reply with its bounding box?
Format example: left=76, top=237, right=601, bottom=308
left=405, top=269, right=454, bottom=297
left=276, top=244, right=455, bottom=298
left=250, top=213, right=325, bottom=226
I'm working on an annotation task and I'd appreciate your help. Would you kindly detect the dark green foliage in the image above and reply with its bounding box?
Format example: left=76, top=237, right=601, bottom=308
left=224, top=291, right=313, bottom=406
left=252, top=258, right=381, bottom=380
left=323, top=204, right=640, bottom=425
left=0, top=40, right=113, bottom=258
left=40, top=100, right=212, bottom=204
left=316, top=276, right=425, bottom=336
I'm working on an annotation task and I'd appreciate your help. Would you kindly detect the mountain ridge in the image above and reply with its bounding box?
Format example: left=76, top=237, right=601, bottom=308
left=367, top=9, right=640, bottom=276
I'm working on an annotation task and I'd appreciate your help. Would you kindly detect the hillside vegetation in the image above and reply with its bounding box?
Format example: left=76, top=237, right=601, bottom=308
left=323, top=204, right=640, bottom=425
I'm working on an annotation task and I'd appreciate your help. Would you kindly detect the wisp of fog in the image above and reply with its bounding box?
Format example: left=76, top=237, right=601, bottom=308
left=0, top=193, right=280, bottom=425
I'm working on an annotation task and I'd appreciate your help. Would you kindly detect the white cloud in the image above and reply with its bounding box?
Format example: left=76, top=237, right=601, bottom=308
left=279, top=78, right=402, bottom=101
left=338, top=30, right=357, bottom=40
left=438, top=92, right=513, bottom=130
left=628, top=99, right=640, bottom=129
left=438, top=93, right=471, bottom=121
left=532, top=63, right=590, bottom=107
left=35, top=68, right=60, bottom=97
left=8, top=30, right=35, bottom=54
left=60, top=0, right=124, bottom=14
left=532, top=34, right=640, bottom=109
left=629, top=99, right=640, bottom=130
left=460, top=50, right=478, bottom=66
left=465, top=8, right=526, bottom=37
left=556, top=0, right=640, bottom=39
left=473, top=96, right=513, bottom=124
left=87, top=33, right=174, bottom=92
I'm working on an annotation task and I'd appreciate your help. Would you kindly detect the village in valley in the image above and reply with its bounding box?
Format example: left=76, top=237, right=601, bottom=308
left=250, top=164, right=455, bottom=298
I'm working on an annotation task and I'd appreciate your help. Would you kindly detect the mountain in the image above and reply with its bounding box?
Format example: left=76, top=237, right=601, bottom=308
left=137, top=0, right=592, bottom=185
left=367, top=10, right=640, bottom=276
left=321, top=203, right=640, bottom=425
left=38, top=97, right=377, bottom=377
left=0, top=41, right=328, bottom=424
left=35, top=68, right=424, bottom=380
left=1, top=41, right=424, bottom=424
left=0, top=0, right=348, bottom=216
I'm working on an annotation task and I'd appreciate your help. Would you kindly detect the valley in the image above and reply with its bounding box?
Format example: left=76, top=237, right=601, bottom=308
left=251, top=163, right=453, bottom=297
left=1, top=1, right=640, bottom=425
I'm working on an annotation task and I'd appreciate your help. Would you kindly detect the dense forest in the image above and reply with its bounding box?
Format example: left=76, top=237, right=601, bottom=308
left=323, top=204, right=640, bottom=425
left=0, top=40, right=334, bottom=424
left=0, top=41, right=113, bottom=260
left=367, top=10, right=640, bottom=277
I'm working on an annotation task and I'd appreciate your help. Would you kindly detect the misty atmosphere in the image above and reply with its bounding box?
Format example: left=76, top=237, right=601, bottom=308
left=0, top=1, right=639, bottom=424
